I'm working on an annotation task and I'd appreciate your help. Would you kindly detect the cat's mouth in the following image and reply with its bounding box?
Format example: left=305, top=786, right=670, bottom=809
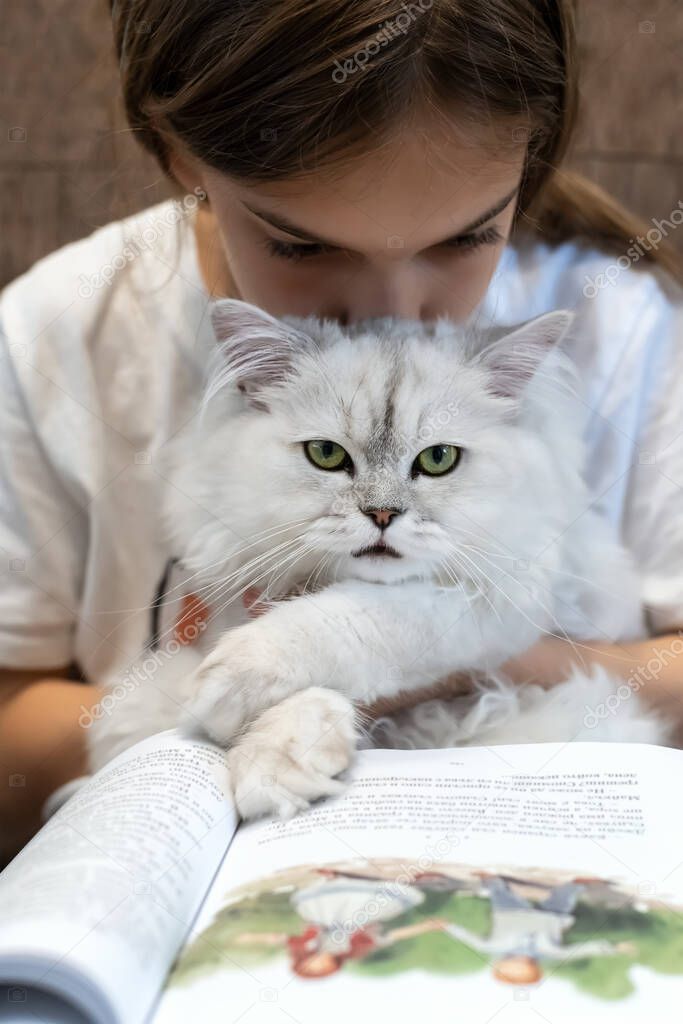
left=352, top=541, right=402, bottom=559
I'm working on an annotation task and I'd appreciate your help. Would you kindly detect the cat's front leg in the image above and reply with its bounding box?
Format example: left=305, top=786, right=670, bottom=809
left=226, top=687, right=358, bottom=819
left=179, top=597, right=347, bottom=745
left=181, top=576, right=542, bottom=747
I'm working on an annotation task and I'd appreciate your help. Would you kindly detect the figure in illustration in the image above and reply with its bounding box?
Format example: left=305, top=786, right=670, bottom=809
left=234, top=871, right=444, bottom=978
left=168, top=859, right=683, bottom=1001
left=442, top=873, right=636, bottom=985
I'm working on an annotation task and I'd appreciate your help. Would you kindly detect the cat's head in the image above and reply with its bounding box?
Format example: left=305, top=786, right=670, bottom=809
left=169, top=299, right=575, bottom=593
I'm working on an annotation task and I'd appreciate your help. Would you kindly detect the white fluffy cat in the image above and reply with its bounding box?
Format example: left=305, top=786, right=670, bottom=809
left=87, top=300, right=669, bottom=816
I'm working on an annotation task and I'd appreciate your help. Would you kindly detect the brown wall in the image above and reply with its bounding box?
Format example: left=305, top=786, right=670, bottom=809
left=1, top=0, right=682, bottom=288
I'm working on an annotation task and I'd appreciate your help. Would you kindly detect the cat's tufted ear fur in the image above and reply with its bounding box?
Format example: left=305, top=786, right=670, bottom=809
left=477, top=310, right=574, bottom=399
left=208, top=299, right=311, bottom=411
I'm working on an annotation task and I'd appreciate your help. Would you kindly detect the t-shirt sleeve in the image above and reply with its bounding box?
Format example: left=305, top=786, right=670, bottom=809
left=0, top=312, right=86, bottom=669
left=621, top=278, right=683, bottom=635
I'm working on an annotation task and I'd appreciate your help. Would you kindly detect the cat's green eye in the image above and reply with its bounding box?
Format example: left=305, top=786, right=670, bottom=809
left=413, top=444, right=461, bottom=477
left=304, top=439, right=351, bottom=472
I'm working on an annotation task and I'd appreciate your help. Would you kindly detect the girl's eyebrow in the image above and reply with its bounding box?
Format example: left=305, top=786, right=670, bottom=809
left=242, top=187, right=519, bottom=251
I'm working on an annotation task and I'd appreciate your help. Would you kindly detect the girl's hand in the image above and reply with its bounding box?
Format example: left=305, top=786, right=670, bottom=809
left=242, top=586, right=271, bottom=619
left=241, top=584, right=308, bottom=618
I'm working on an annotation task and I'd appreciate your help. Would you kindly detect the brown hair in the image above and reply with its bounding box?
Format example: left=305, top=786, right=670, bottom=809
left=110, top=0, right=683, bottom=283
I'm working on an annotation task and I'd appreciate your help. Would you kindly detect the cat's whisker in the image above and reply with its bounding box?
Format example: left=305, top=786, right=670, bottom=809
left=437, top=559, right=459, bottom=590
left=196, top=537, right=309, bottom=615
left=441, top=540, right=491, bottom=595
left=311, top=551, right=335, bottom=592
left=207, top=541, right=315, bottom=623
left=222, top=545, right=322, bottom=619
left=147, top=535, right=308, bottom=651
left=450, top=523, right=514, bottom=559
left=146, top=516, right=315, bottom=610
left=454, top=540, right=560, bottom=626
left=199, top=526, right=313, bottom=594
left=198, top=535, right=306, bottom=602
left=180, top=543, right=304, bottom=623
left=330, top=553, right=343, bottom=586
left=107, top=518, right=314, bottom=621
left=311, top=548, right=339, bottom=591
left=312, top=549, right=344, bottom=594
left=180, top=519, right=313, bottom=593
left=457, top=543, right=596, bottom=667
left=198, top=555, right=306, bottom=632
left=231, top=515, right=313, bottom=547
left=296, top=549, right=329, bottom=597
left=462, top=545, right=631, bottom=604
left=261, top=542, right=322, bottom=602
left=443, top=549, right=503, bottom=627
left=463, top=545, right=575, bottom=645
left=445, top=544, right=539, bottom=647
left=438, top=553, right=492, bottom=668
left=438, top=557, right=480, bottom=624
left=471, top=545, right=625, bottom=657
left=454, top=531, right=642, bottom=641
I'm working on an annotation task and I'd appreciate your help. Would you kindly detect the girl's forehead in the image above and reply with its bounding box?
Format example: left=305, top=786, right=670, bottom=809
left=206, top=116, right=525, bottom=258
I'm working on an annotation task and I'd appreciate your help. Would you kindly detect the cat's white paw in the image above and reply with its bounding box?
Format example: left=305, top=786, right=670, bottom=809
left=226, top=687, right=358, bottom=820
left=180, top=619, right=319, bottom=745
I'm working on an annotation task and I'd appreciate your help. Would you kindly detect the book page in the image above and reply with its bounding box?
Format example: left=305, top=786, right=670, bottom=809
left=153, top=741, right=683, bottom=1024
left=0, top=730, right=237, bottom=1024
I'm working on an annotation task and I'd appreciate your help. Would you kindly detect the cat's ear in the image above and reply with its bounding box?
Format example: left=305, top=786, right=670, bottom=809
left=478, top=310, right=574, bottom=399
left=208, top=299, right=309, bottom=411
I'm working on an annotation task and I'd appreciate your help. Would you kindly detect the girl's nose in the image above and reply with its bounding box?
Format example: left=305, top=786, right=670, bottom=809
left=332, top=267, right=433, bottom=323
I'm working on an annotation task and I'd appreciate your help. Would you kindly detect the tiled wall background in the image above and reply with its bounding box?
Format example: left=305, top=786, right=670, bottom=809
left=1, top=0, right=681, bottom=287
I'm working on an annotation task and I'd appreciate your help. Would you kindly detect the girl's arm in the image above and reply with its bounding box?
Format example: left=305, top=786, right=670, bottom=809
left=502, top=634, right=683, bottom=737
left=0, top=669, right=105, bottom=861
left=364, top=634, right=683, bottom=738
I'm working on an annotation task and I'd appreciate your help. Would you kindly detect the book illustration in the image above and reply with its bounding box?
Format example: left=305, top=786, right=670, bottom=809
left=167, top=858, right=683, bottom=1000
left=3, top=740, right=683, bottom=1023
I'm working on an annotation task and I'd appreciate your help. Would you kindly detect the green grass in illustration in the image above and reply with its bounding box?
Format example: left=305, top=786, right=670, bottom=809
left=169, top=890, right=301, bottom=986
left=554, top=903, right=683, bottom=1000
left=167, top=882, right=683, bottom=1001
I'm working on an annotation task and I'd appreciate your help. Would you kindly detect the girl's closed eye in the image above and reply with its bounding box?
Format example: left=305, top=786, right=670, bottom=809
left=264, top=224, right=504, bottom=263
left=443, top=224, right=503, bottom=252
left=264, top=238, right=332, bottom=262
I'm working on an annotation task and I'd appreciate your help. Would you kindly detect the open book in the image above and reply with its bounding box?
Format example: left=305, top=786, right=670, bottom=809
left=1, top=732, right=683, bottom=1024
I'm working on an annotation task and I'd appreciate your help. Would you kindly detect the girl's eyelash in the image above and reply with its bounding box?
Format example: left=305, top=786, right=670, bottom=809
left=265, top=224, right=503, bottom=263
left=443, top=225, right=503, bottom=251
left=265, top=238, right=329, bottom=262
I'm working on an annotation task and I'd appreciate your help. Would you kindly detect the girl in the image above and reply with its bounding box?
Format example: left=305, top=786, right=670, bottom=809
left=1, top=0, right=682, bottom=858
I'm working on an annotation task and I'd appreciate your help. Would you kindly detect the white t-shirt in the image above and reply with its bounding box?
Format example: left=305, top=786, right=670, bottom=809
left=1, top=199, right=682, bottom=687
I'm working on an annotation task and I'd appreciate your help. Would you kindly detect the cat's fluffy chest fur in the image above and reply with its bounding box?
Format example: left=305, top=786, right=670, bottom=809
left=87, top=300, right=669, bottom=816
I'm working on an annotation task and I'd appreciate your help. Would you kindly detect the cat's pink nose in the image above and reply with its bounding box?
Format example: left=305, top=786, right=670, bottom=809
left=362, top=507, right=404, bottom=530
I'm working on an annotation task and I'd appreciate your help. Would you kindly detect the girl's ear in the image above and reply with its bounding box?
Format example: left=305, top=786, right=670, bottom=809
left=208, top=299, right=310, bottom=410
left=478, top=310, right=574, bottom=399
